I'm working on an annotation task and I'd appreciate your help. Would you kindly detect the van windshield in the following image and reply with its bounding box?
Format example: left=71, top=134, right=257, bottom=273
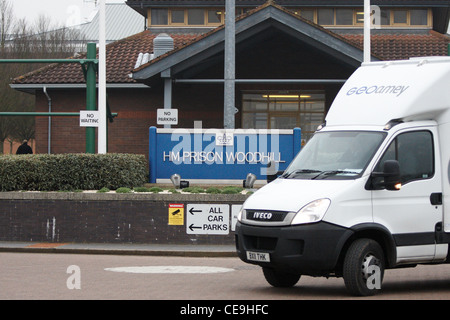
left=282, top=131, right=386, bottom=180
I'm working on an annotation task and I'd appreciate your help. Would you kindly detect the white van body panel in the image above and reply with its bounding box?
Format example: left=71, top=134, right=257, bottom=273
left=327, top=57, right=450, bottom=232
left=326, top=57, right=450, bottom=128
left=243, top=176, right=373, bottom=228
left=397, top=243, right=448, bottom=264
left=396, top=245, right=436, bottom=264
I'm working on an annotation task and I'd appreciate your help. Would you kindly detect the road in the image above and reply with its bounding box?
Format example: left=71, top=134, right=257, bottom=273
left=1, top=252, right=450, bottom=301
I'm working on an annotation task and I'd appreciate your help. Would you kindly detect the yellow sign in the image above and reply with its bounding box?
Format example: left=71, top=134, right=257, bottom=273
left=168, top=203, right=184, bottom=225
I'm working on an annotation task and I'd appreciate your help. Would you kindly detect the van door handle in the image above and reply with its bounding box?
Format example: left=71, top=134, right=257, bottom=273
left=430, top=193, right=442, bottom=205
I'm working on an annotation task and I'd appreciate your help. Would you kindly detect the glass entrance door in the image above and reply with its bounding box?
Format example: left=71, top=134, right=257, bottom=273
left=242, top=91, right=325, bottom=142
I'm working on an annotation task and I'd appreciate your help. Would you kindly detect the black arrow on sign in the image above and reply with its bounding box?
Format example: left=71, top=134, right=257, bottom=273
left=189, top=224, right=202, bottom=232
left=189, top=207, right=202, bottom=215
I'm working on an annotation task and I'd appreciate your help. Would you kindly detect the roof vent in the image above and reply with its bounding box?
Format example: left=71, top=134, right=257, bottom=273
left=153, top=33, right=174, bottom=58
left=134, top=52, right=153, bottom=69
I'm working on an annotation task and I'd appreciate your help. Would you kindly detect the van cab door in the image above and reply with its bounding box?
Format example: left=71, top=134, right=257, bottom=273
left=370, top=126, right=443, bottom=264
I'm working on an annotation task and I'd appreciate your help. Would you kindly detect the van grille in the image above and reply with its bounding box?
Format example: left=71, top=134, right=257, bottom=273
left=246, top=210, right=288, bottom=222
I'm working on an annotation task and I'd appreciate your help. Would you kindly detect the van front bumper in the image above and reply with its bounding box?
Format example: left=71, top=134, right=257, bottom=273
left=235, top=221, right=353, bottom=276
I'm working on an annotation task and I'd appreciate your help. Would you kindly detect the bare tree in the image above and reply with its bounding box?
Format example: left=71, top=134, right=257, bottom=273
left=0, top=0, right=16, bottom=153
left=0, top=3, right=87, bottom=153
left=0, top=0, right=12, bottom=52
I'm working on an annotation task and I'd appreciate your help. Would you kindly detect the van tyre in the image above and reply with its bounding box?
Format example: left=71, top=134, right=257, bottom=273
left=343, top=238, right=385, bottom=296
left=262, top=267, right=301, bottom=287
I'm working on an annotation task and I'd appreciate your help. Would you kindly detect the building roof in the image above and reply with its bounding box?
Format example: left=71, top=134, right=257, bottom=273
left=347, top=31, right=450, bottom=60
left=125, top=0, right=450, bottom=7
left=12, top=31, right=199, bottom=87
left=11, top=2, right=450, bottom=89
left=78, top=4, right=146, bottom=43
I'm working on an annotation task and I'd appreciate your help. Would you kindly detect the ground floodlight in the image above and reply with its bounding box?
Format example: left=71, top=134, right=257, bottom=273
left=244, top=173, right=257, bottom=188
left=170, top=174, right=181, bottom=188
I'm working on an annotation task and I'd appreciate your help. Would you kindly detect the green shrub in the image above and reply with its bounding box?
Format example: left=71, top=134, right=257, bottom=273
left=182, top=186, right=205, bottom=193
left=148, top=187, right=163, bottom=193
left=205, top=187, right=222, bottom=194
left=116, top=187, right=132, bottom=193
left=0, top=153, right=148, bottom=192
left=220, top=186, right=243, bottom=194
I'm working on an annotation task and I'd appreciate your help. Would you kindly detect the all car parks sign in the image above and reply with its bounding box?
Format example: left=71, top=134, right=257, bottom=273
left=186, top=204, right=230, bottom=235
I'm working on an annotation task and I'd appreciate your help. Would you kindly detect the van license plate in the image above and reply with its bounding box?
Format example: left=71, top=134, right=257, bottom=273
left=246, top=251, right=270, bottom=262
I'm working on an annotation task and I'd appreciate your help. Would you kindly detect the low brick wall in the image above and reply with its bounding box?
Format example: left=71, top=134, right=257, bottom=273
left=0, top=192, right=247, bottom=245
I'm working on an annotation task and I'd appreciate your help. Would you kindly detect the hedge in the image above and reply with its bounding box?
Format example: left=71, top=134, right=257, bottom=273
left=0, top=153, right=148, bottom=191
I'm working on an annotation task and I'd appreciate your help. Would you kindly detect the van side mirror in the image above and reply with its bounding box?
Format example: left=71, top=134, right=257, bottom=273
left=266, top=161, right=284, bottom=183
left=367, top=160, right=401, bottom=191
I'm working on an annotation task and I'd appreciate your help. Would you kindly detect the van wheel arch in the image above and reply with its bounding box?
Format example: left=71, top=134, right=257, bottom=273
left=337, top=224, right=396, bottom=273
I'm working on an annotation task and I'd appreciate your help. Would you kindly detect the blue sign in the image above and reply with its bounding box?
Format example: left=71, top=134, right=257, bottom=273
left=149, top=125, right=301, bottom=183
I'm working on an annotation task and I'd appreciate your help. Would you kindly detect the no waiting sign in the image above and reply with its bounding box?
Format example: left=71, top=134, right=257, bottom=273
left=186, top=204, right=229, bottom=235
left=79, top=110, right=100, bottom=127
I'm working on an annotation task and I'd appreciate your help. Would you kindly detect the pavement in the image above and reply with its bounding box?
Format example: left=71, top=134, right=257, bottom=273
left=0, top=241, right=237, bottom=257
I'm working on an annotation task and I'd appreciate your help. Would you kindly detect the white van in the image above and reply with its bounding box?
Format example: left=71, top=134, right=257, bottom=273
left=235, top=57, right=450, bottom=296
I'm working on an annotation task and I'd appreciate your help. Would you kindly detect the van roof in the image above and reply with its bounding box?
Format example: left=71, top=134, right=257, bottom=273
left=325, top=57, right=450, bottom=127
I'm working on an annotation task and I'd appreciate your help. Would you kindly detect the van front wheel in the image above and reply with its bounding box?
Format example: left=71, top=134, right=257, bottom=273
left=343, top=238, right=385, bottom=296
left=262, top=267, right=301, bottom=287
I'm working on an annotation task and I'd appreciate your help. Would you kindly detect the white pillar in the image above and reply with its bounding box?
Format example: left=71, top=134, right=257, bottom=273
left=98, top=0, right=107, bottom=153
left=363, top=0, right=371, bottom=63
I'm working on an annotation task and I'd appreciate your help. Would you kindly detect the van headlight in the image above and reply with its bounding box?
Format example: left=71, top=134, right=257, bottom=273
left=237, top=208, right=245, bottom=222
left=291, top=199, right=331, bottom=225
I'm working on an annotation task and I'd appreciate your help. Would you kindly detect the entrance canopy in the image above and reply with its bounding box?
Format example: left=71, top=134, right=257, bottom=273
left=132, top=2, right=378, bottom=83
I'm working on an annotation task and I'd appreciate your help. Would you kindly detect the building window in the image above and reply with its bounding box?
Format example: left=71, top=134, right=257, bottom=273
left=171, top=9, right=185, bottom=24
left=317, top=8, right=334, bottom=25
left=187, top=9, right=204, bottom=25
left=379, top=9, right=391, bottom=25
left=208, top=10, right=223, bottom=24
left=150, top=8, right=224, bottom=26
left=392, top=9, right=408, bottom=25
left=410, top=9, right=428, bottom=25
left=291, top=7, right=430, bottom=28
left=151, top=9, right=168, bottom=25
left=299, top=9, right=314, bottom=22
left=149, top=7, right=430, bottom=28
left=242, top=91, right=325, bottom=141
left=335, top=9, right=354, bottom=25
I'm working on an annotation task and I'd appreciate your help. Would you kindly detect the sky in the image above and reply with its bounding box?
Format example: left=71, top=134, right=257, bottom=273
left=12, top=0, right=126, bottom=27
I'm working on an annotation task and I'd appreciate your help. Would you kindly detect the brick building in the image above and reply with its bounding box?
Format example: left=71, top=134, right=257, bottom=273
left=11, top=0, right=450, bottom=156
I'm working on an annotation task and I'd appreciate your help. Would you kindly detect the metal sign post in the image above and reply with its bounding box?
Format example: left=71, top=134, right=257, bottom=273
left=224, top=0, right=235, bottom=129
left=85, top=43, right=97, bottom=154
left=364, top=0, right=371, bottom=63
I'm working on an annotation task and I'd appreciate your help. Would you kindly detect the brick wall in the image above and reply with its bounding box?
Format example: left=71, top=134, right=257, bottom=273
left=0, top=192, right=245, bottom=245
left=34, top=85, right=225, bottom=156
